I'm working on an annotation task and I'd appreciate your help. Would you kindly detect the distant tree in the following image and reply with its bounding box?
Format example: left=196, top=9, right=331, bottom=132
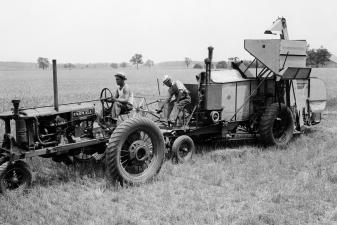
left=184, top=57, right=192, bottom=68
left=144, top=59, right=154, bottom=68
left=130, top=54, right=143, bottom=69
left=228, top=57, right=239, bottom=62
left=110, top=63, right=118, bottom=69
left=119, top=62, right=128, bottom=68
left=37, top=57, right=49, bottom=70
left=193, top=63, right=203, bottom=69
left=306, top=48, right=316, bottom=67
left=306, top=46, right=331, bottom=67
left=64, top=63, right=76, bottom=69
left=216, top=61, right=227, bottom=69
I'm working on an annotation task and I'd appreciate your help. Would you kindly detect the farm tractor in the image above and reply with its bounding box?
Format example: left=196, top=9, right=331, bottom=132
left=0, top=17, right=326, bottom=193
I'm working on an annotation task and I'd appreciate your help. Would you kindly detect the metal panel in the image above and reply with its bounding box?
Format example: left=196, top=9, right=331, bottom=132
left=281, top=67, right=311, bottom=79
left=309, top=78, right=326, bottom=113
left=220, top=83, right=236, bottom=121
left=206, top=84, right=223, bottom=110
left=245, top=39, right=307, bottom=76
left=290, top=80, right=308, bottom=127
left=236, top=81, right=251, bottom=120
left=279, top=40, right=306, bottom=56
left=244, top=39, right=280, bottom=74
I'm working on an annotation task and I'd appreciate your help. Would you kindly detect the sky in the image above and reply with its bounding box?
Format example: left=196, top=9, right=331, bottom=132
left=0, top=0, right=336, bottom=63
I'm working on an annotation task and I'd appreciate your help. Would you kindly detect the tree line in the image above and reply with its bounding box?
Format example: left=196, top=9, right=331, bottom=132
left=37, top=54, right=155, bottom=70
left=37, top=45, right=332, bottom=70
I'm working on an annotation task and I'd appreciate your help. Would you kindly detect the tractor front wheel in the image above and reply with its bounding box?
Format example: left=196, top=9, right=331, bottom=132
left=106, top=117, right=165, bottom=185
left=259, top=103, right=294, bottom=146
left=0, top=160, right=32, bottom=194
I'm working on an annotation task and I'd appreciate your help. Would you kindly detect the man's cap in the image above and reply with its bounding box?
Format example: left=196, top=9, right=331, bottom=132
left=162, top=75, right=172, bottom=84
left=115, top=72, right=127, bottom=80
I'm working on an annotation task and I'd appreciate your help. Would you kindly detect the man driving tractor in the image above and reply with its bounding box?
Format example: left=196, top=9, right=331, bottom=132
left=156, top=75, right=191, bottom=124
left=111, top=72, right=133, bottom=119
left=101, top=72, right=133, bottom=123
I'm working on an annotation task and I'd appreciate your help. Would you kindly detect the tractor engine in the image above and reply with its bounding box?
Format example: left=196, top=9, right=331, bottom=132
left=14, top=104, right=96, bottom=150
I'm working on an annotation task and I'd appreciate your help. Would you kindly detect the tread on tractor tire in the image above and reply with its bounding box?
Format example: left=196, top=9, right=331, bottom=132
left=259, top=103, right=294, bottom=146
left=0, top=160, right=32, bottom=194
left=106, top=117, right=165, bottom=185
left=172, top=135, right=195, bottom=163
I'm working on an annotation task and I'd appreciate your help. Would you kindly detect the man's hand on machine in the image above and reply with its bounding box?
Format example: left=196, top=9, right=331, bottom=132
left=106, top=96, right=116, bottom=102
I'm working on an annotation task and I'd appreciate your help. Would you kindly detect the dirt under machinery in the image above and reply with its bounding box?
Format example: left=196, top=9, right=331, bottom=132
left=0, top=18, right=327, bottom=193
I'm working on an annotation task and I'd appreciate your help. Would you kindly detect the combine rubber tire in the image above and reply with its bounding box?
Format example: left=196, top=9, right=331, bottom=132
left=172, top=135, right=195, bottom=163
left=106, top=117, right=165, bottom=185
left=259, top=103, right=294, bottom=146
left=0, top=160, right=32, bottom=194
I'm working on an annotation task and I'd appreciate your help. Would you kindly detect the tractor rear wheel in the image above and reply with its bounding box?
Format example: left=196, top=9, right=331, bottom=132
left=259, top=103, right=294, bottom=146
left=172, top=135, right=195, bottom=163
left=0, top=160, right=32, bottom=194
left=106, top=117, right=165, bottom=185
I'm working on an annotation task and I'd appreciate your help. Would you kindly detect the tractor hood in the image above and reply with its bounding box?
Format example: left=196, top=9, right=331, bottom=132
left=210, top=69, right=252, bottom=83
left=20, top=102, right=95, bottom=117
left=0, top=102, right=96, bottom=119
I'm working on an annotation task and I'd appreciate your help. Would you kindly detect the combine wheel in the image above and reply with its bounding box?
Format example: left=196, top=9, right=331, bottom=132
left=0, top=160, right=32, bottom=194
left=259, top=103, right=294, bottom=146
left=106, top=117, right=165, bottom=185
left=172, top=135, right=195, bottom=163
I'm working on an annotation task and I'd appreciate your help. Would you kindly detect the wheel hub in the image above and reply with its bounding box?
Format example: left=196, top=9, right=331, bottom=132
left=129, top=140, right=150, bottom=161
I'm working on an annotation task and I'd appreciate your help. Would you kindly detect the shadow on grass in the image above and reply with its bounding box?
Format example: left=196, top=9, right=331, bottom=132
left=30, top=158, right=107, bottom=189
left=195, top=138, right=260, bottom=154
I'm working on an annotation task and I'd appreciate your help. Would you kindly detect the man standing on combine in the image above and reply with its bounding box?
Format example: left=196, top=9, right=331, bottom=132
left=110, top=72, right=133, bottom=120
left=156, top=75, right=191, bottom=124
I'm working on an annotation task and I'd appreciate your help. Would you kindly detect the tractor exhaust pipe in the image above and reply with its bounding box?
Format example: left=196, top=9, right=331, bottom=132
left=12, top=99, right=20, bottom=119
left=208, top=46, right=214, bottom=62
left=52, top=59, right=59, bottom=111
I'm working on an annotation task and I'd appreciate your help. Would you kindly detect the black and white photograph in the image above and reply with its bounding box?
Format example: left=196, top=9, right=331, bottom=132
left=1, top=0, right=337, bottom=224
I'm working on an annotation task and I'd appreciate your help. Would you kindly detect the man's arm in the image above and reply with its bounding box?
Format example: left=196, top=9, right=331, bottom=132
left=158, top=91, right=173, bottom=112
left=176, top=90, right=184, bottom=102
left=106, top=90, right=118, bottom=102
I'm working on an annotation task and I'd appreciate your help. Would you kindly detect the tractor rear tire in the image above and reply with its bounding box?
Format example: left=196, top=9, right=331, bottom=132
left=0, top=160, right=32, bottom=194
left=172, top=135, right=195, bottom=163
left=259, top=103, right=294, bottom=146
left=106, top=117, right=165, bottom=185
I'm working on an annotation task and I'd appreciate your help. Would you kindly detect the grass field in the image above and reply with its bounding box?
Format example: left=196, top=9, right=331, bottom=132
left=0, top=67, right=337, bottom=225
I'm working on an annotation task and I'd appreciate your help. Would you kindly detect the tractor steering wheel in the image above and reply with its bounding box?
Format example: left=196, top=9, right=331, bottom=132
left=100, top=88, right=114, bottom=111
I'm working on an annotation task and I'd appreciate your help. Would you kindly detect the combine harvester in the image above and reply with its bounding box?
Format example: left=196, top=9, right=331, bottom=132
left=143, top=17, right=327, bottom=159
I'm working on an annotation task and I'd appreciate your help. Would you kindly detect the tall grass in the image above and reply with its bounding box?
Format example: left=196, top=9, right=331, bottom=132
left=0, top=68, right=337, bottom=224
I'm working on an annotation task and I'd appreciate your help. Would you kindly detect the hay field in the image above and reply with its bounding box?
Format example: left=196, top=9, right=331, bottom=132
left=0, top=68, right=337, bottom=225
left=0, top=67, right=201, bottom=112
